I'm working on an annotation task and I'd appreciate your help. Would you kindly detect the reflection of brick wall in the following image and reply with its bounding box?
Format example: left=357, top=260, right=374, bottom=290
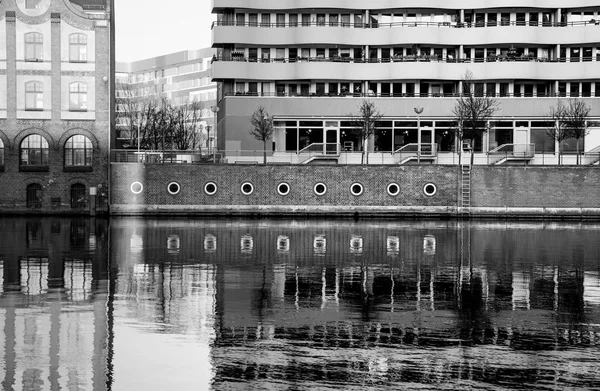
left=110, top=164, right=458, bottom=212
left=471, top=167, right=600, bottom=208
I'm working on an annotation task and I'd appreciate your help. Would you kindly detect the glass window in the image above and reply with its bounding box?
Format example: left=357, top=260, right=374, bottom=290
left=65, top=135, right=93, bottom=167
left=70, top=184, right=87, bottom=209
left=25, top=32, right=43, bottom=61
left=25, top=81, right=43, bottom=110
left=20, top=134, right=49, bottom=166
left=69, top=82, right=88, bottom=110
left=26, top=184, right=43, bottom=208
left=69, top=33, right=87, bottom=62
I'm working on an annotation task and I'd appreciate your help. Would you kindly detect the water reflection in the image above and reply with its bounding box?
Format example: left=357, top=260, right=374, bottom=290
left=0, top=218, right=600, bottom=390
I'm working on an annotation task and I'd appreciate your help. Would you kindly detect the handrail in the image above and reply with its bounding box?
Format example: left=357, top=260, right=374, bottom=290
left=298, top=143, right=339, bottom=154
left=488, top=143, right=535, bottom=157
left=225, top=91, right=593, bottom=99
left=393, top=143, right=437, bottom=156
left=213, top=19, right=599, bottom=29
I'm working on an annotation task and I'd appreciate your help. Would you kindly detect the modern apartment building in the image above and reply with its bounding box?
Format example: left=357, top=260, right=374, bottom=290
left=211, top=1, right=600, bottom=164
left=0, top=0, right=113, bottom=213
left=114, top=48, right=217, bottom=151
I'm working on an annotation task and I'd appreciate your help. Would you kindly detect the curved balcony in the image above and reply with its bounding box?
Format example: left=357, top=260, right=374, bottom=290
left=213, top=23, right=600, bottom=47
left=212, top=57, right=600, bottom=82
left=213, top=0, right=600, bottom=12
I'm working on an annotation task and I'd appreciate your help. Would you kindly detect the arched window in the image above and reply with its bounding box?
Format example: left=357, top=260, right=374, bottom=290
left=24, top=32, right=43, bottom=61
left=20, top=134, right=49, bottom=167
left=64, top=135, right=92, bottom=167
left=69, top=82, right=88, bottom=111
left=25, top=81, right=43, bottom=110
left=0, top=138, right=4, bottom=167
left=70, top=183, right=86, bottom=209
left=69, top=33, right=87, bottom=62
left=26, top=183, right=43, bottom=208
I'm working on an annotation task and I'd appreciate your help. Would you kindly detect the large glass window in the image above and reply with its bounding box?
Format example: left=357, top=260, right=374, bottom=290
left=20, top=134, right=49, bottom=166
left=25, top=32, right=43, bottom=61
left=69, top=82, right=88, bottom=110
left=69, top=33, right=87, bottom=62
left=26, top=184, right=43, bottom=208
left=65, top=135, right=93, bottom=167
left=25, top=81, right=43, bottom=110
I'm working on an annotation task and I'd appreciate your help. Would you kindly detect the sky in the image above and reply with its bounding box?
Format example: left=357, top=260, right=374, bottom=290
left=115, top=0, right=214, bottom=62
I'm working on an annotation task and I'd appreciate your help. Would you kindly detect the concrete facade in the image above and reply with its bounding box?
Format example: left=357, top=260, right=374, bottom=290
left=109, top=164, right=600, bottom=219
left=211, top=2, right=600, bottom=164
left=0, top=0, right=112, bottom=215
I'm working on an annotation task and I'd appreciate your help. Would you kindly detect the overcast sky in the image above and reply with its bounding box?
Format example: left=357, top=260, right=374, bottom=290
left=115, top=0, right=214, bottom=62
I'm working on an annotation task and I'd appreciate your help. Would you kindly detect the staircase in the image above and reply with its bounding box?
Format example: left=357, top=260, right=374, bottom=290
left=461, top=166, right=471, bottom=208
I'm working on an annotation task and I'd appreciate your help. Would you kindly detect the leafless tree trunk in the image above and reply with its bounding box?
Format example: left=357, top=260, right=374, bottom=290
left=249, top=106, right=274, bottom=164
left=349, top=100, right=383, bottom=164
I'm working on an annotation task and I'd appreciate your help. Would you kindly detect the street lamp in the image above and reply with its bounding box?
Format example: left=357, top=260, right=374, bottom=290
left=414, top=107, right=424, bottom=164
left=210, top=105, right=220, bottom=163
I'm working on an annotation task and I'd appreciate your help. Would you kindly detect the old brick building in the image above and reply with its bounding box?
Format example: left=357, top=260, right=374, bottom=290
left=0, top=0, right=113, bottom=214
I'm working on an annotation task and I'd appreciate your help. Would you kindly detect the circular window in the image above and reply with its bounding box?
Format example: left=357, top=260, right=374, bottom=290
left=241, top=182, right=254, bottom=196
left=167, top=182, right=181, bottom=195
left=130, top=181, right=143, bottom=194
left=313, top=182, right=327, bottom=196
left=277, top=182, right=290, bottom=196
left=423, top=183, right=437, bottom=197
left=204, top=182, right=217, bottom=196
left=387, top=183, right=400, bottom=196
left=350, top=182, right=364, bottom=196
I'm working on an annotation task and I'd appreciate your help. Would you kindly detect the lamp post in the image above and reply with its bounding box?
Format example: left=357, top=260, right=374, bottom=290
left=414, top=106, right=424, bottom=164
left=210, top=105, right=220, bottom=163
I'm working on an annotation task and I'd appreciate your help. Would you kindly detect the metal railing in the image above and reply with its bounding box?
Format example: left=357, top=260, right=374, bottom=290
left=111, top=150, right=217, bottom=164
left=298, top=143, right=340, bottom=155
left=393, top=143, right=437, bottom=163
left=213, top=19, right=599, bottom=29
left=217, top=54, right=600, bottom=65
left=487, top=144, right=535, bottom=164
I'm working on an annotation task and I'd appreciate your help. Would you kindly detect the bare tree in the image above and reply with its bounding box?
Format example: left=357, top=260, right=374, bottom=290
left=546, top=100, right=571, bottom=165
left=565, top=99, right=591, bottom=164
left=171, top=99, right=204, bottom=150
left=116, top=81, right=159, bottom=150
left=349, top=100, right=383, bottom=164
left=249, top=106, right=274, bottom=164
left=451, top=70, right=500, bottom=165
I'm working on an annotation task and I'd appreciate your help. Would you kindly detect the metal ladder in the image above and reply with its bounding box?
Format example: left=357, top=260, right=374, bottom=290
left=461, top=166, right=471, bottom=208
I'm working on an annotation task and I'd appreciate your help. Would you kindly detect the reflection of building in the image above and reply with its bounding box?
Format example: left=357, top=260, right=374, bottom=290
left=114, top=48, right=217, bottom=150
left=211, top=2, right=600, bottom=164
left=0, top=217, right=110, bottom=389
left=0, top=0, right=113, bottom=214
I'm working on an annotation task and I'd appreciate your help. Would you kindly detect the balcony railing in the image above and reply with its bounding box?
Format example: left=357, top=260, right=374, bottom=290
left=213, top=19, right=599, bottom=29
left=224, top=91, right=595, bottom=99
left=393, top=143, right=437, bottom=164
left=216, top=54, right=600, bottom=65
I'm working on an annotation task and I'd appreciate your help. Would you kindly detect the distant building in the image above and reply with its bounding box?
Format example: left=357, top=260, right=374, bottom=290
left=211, top=2, right=600, bottom=165
left=114, top=48, right=217, bottom=151
left=0, top=0, right=113, bottom=214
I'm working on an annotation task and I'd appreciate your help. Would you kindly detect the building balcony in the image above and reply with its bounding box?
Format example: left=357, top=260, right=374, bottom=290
left=212, top=0, right=600, bottom=12
left=212, top=56, right=600, bottom=82
left=212, top=20, right=600, bottom=47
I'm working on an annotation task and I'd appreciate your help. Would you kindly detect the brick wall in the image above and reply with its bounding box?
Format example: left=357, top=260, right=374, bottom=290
left=471, top=166, right=600, bottom=208
left=110, top=164, right=459, bottom=214
left=110, top=164, right=600, bottom=217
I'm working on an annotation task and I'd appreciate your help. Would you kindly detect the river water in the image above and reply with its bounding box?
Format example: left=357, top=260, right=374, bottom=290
left=0, top=217, right=599, bottom=390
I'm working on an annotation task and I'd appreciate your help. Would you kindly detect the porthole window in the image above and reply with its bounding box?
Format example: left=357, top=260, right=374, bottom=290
left=167, top=182, right=181, bottom=195
left=423, top=183, right=437, bottom=197
left=204, top=182, right=217, bottom=196
left=350, top=182, right=364, bottom=196
left=313, top=182, right=327, bottom=196
left=130, top=181, right=143, bottom=194
left=277, top=182, right=290, bottom=196
left=387, top=183, right=400, bottom=196
left=241, top=182, right=254, bottom=196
